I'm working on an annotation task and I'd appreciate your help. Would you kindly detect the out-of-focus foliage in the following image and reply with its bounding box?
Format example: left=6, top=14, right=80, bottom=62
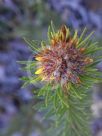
left=0, top=0, right=102, bottom=136
left=0, top=0, right=61, bottom=41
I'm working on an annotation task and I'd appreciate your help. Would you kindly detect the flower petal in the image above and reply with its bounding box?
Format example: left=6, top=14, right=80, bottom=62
left=35, top=57, right=43, bottom=61
left=35, top=68, right=43, bottom=74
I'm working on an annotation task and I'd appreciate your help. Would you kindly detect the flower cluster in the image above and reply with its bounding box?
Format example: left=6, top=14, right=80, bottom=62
left=35, top=25, right=93, bottom=86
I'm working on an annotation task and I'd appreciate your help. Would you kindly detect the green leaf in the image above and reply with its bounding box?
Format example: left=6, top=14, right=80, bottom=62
left=87, top=59, right=102, bottom=67
left=38, top=84, right=49, bottom=96
left=78, top=31, right=94, bottom=48
left=53, top=91, right=58, bottom=109
left=45, top=85, right=51, bottom=107
left=85, top=47, right=102, bottom=55
left=41, top=40, right=46, bottom=48
left=70, top=85, right=82, bottom=99
left=48, top=26, right=52, bottom=41
left=73, top=30, right=78, bottom=40
left=78, top=27, right=87, bottom=43
left=57, top=86, right=69, bottom=108
left=23, top=37, right=40, bottom=52
left=17, top=60, right=29, bottom=64
left=51, top=20, right=56, bottom=34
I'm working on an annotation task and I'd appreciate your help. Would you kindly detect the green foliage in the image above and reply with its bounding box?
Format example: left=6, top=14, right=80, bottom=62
left=14, top=0, right=62, bottom=39
left=20, top=23, right=102, bottom=136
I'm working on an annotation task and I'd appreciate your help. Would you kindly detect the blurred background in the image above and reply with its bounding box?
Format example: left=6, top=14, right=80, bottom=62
left=0, top=0, right=102, bottom=136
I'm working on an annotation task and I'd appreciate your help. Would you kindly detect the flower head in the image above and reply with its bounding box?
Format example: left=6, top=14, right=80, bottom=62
left=35, top=25, right=94, bottom=86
